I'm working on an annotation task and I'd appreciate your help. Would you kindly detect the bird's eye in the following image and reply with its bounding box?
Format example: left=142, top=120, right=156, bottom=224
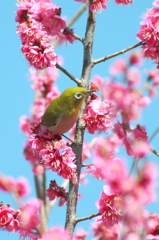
left=74, top=92, right=83, bottom=99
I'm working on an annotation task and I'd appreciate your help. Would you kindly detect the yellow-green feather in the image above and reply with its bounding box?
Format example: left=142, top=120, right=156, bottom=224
left=41, top=87, right=87, bottom=127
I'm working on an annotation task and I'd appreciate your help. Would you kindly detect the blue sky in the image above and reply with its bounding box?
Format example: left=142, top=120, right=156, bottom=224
left=1, top=0, right=159, bottom=239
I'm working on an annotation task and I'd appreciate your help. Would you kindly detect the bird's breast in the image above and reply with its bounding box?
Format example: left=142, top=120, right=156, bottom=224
left=47, top=111, right=78, bottom=134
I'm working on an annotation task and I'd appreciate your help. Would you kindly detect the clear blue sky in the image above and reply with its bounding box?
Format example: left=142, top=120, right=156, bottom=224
left=1, top=0, right=159, bottom=239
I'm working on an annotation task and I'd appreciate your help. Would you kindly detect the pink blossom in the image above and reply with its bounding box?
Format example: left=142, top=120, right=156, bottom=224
left=32, top=164, right=45, bottom=175
left=115, top=0, right=134, bottom=4
left=96, top=185, right=122, bottom=227
left=153, top=0, right=159, bottom=6
left=73, top=228, right=89, bottom=240
left=109, top=58, right=127, bottom=76
left=114, top=122, right=150, bottom=158
left=122, top=232, right=141, bottom=240
left=146, top=213, right=159, bottom=239
left=21, top=32, right=57, bottom=70
left=136, top=7, right=159, bottom=68
left=103, top=82, right=150, bottom=121
left=83, top=98, right=115, bottom=134
left=19, top=229, right=38, bottom=240
left=17, top=199, right=41, bottom=230
left=41, top=8, right=66, bottom=36
left=15, top=1, right=33, bottom=23
left=54, top=29, right=75, bottom=45
left=91, top=75, right=104, bottom=91
left=146, top=69, right=159, bottom=87
left=15, top=177, right=30, bottom=197
left=125, top=67, right=141, bottom=86
left=45, top=86, right=60, bottom=105
left=92, top=217, right=120, bottom=240
left=20, top=115, right=32, bottom=136
left=0, top=175, right=16, bottom=192
left=0, top=205, right=20, bottom=232
left=40, top=146, right=77, bottom=184
left=0, top=174, right=30, bottom=197
left=90, top=0, right=108, bottom=12
left=29, top=67, right=59, bottom=94
left=41, top=227, right=70, bottom=240
left=93, top=136, right=121, bottom=163
left=129, top=51, right=143, bottom=66
left=86, top=164, right=106, bottom=180
left=46, top=180, right=68, bottom=206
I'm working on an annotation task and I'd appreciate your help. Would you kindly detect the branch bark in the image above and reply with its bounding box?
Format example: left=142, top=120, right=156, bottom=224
left=64, top=27, right=84, bottom=42
left=65, top=3, right=96, bottom=239
left=93, top=41, right=145, bottom=65
left=56, top=63, right=81, bottom=85
left=76, top=212, right=101, bottom=223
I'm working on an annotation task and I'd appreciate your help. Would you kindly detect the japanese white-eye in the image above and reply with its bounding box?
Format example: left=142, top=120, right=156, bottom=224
left=41, top=87, right=96, bottom=134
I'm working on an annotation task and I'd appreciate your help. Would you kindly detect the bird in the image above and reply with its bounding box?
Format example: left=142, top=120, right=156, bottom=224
left=41, top=86, right=96, bottom=135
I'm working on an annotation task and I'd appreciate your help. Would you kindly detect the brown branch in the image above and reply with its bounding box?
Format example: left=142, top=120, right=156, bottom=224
left=65, top=3, right=96, bottom=239
left=93, top=41, right=145, bottom=65
left=64, top=27, right=83, bottom=43
left=76, top=212, right=101, bottom=224
left=56, top=63, right=81, bottom=85
left=82, top=163, right=93, bottom=167
left=150, top=148, right=159, bottom=158
left=67, top=2, right=89, bottom=28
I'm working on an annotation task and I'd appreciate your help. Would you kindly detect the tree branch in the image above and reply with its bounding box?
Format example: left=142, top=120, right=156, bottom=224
left=67, top=2, right=89, bottom=28
left=56, top=63, right=81, bottom=85
left=149, top=126, right=159, bottom=142
left=93, top=41, right=145, bottom=65
left=64, top=27, right=83, bottom=43
left=65, top=2, right=96, bottom=239
left=150, top=148, right=159, bottom=158
left=76, top=212, right=101, bottom=224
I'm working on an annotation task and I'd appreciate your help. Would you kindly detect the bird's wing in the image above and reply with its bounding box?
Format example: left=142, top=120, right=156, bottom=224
left=41, top=108, right=62, bottom=127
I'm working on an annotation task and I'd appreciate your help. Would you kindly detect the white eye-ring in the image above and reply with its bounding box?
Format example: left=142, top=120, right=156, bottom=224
left=74, top=92, right=83, bottom=99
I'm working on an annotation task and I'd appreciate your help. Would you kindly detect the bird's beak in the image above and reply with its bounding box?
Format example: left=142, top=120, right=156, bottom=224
left=86, top=89, right=97, bottom=94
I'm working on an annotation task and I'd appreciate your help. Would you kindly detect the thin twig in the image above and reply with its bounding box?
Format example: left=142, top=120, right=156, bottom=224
left=93, top=41, right=145, bottom=65
left=150, top=148, right=159, bottom=157
left=149, top=126, right=159, bottom=142
left=67, top=2, right=89, bottom=28
left=56, top=63, right=81, bottom=85
left=64, top=27, right=83, bottom=42
left=48, top=179, right=69, bottom=210
left=65, top=3, right=96, bottom=238
left=76, top=212, right=101, bottom=224
left=82, top=163, right=93, bottom=167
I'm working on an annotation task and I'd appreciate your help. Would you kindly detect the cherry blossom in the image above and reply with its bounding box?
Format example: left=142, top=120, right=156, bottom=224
left=41, top=227, right=70, bottom=240
left=92, top=217, right=120, bottom=240
left=46, top=180, right=68, bottom=206
left=137, top=7, right=159, bottom=68
left=96, top=185, right=123, bottom=227
left=90, top=0, right=108, bottom=12
left=0, top=205, right=20, bottom=232
left=83, top=98, right=115, bottom=134
left=115, top=0, right=134, bottom=4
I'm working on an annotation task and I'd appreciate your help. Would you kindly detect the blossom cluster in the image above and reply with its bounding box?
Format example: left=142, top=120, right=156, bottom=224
left=74, top=0, right=134, bottom=12
left=25, top=136, right=77, bottom=184
left=0, top=200, right=41, bottom=239
left=0, top=202, right=69, bottom=240
left=46, top=180, right=68, bottom=206
left=95, top=161, right=157, bottom=239
left=16, top=0, right=75, bottom=69
left=0, top=174, right=30, bottom=198
left=83, top=98, right=115, bottom=134
left=137, top=3, right=159, bottom=68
